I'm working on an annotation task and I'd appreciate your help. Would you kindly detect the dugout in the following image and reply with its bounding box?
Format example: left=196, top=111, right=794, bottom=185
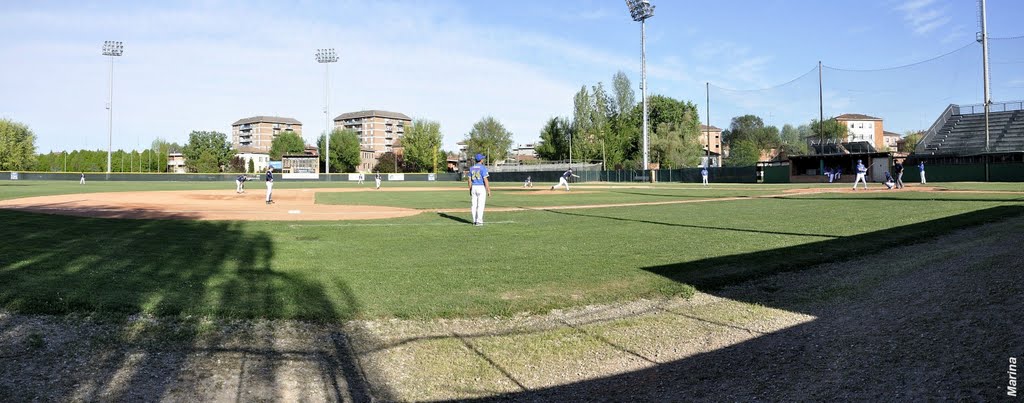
left=789, top=142, right=892, bottom=183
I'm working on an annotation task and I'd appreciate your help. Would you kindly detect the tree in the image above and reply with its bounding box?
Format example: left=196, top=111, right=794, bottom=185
left=0, top=119, right=37, bottom=171
left=317, top=129, right=361, bottom=172
left=373, top=151, right=402, bottom=173
left=780, top=124, right=809, bottom=155
left=722, top=115, right=765, bottom=147
left=809, top=118, right=849, bottom=142
left=651, top=122, right=702, bottom=168
left=901, top=130, right=924, bottom=153
left=401, top=119, right=445, bottom=172
left=571, top=85, right=600, bottom=161
left=612, top=71, right=635, bottom=116
left=727, top=139, right=761, bottom=167
left=247, top=158, right=255, bottom=173
left=464, top=116, right=514, bottom=163
left=269, top=131, right=305, bottom=160
left=228, top=156, right=247, bottom=173
left=182, top=131, right=232, bottom=172
left=535, top=117, right=572, bottom=161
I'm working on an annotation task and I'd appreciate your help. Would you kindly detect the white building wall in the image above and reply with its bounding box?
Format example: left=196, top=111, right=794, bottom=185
left=845, top=120, right=876, bottom=143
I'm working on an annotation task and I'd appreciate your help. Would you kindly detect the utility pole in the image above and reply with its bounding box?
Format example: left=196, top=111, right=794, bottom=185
left=978, top=0, right=991, bottom=181
left=102, top=41, right=123, bottom=173
left=316, top=48, right=338, bottom=179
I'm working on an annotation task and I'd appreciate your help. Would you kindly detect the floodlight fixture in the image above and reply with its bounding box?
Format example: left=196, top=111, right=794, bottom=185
left=102, top=40, right=124, bottom=173
left=316, top=48, right=338, bottom=177
left=626, top=0, right=655, bottom=22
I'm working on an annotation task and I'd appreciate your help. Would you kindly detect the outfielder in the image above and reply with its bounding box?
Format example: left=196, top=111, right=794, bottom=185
left=235, top=174, right=247, bottom=193
left=701, top=166, right=709, bottom=187
left=852, top=159, right=869, bottom=190
left=468, top=153, right=491, bottom=226
left=919, top=161, right=926, bottom=184
left=551, top=168, right=579, bottom=191
left=523, top=175, right=533, bottom=188
left=375, top=172, right=381, bottom=190
left=80, top=173, right=85, bottom=185
left=358, top=172, right=364, bottom=184
left=265, top=167, right=274, bottom=204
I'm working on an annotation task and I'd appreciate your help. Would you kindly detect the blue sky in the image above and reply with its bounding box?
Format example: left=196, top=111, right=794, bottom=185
left=2, top=0, right=1023, bottom=153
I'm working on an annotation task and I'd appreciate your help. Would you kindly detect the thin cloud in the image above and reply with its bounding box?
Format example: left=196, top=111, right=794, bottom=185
left=897, top=0, right=952, bottom=35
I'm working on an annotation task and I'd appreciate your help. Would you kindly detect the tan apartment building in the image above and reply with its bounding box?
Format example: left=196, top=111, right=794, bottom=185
left=835, top=113, right=885, bottom=151
left=231, top=116, right=303, bottom=153
left=333, top=110, right=412, bottom=155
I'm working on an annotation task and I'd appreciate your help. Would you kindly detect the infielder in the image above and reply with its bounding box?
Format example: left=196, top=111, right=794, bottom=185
left=523, top=175, right=533, bottom=188
left=551, top=168, right=579, bottom=191
left=852, top=159, right=869, bottom=190
left=265, top=167, right=274, bottom=204
left=468, top=153, right=491, bottom=226
left=375, top=172, right=381, bottom=190
left=235, top=174, right=247, bottom=194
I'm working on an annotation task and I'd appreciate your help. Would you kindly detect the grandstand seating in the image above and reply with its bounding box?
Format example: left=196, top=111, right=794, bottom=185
left=917, top=109, right=1024, bottom=155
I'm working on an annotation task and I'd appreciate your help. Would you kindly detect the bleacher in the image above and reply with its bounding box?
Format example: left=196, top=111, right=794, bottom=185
left=918, top=108, right=1024, bottom=156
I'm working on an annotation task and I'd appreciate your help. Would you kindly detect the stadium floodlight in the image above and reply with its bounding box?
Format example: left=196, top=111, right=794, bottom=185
left=102, top=41, right=124, bottom=173
left=316, top=48, right=339, bottom=178
left=625, top=0, right=654, bottom=173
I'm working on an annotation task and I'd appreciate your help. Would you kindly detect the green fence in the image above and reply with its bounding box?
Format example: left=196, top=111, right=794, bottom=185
left=0, top=172, right=461, bottom=182
left=487, top=167, right=757, bottom=183
left=762, top=166, right=791, bottom=183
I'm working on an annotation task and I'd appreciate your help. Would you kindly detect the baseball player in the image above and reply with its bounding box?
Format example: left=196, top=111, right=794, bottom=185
left=79, top=172, right=85, bottom=185
left=375, top=171, right=381, bottom=190
left=265, top=167, right=275, bottom=204
left=550, top=168, right=579, bottom=191
left=701, top=166, right=709, bottom=187
left=468, top=153, right=491, bottom=226
left=523, top=175, right=533, bottom=188
left=852, top=159, right=869, bottom=190
left=919, top=161, right=926, bottom=184
left=235, top=174, right=247, bottom=193
left=358, top=172, right=364, bottom=184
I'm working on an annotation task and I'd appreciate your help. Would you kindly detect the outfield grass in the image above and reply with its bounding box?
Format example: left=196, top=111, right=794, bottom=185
left=1, top=181, right=1022, bottom=321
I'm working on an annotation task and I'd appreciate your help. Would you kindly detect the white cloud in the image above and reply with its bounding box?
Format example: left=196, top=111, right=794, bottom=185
left=897, top=0, right=952, bottom=35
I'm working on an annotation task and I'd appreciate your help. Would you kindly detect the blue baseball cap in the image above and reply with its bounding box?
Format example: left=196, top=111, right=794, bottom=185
left=475, top=153, right=484, bottom=161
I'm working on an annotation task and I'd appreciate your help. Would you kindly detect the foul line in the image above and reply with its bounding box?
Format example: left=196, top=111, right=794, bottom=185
left=288, top=220, right=518, bottom=228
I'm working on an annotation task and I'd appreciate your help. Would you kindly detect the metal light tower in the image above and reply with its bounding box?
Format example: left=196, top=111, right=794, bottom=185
left=626, top=0, right=654, bottom=173
left=102, top=41, right=123, bottom=173
left=316, top=48, right=338, bottom=177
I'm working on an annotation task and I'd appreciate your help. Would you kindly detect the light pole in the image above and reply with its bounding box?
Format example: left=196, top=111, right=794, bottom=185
left=626, top=0, right=654, bottom=174
left=316, top=48, right=338, bottom=178
left=102, top=41, right=123, bottom=173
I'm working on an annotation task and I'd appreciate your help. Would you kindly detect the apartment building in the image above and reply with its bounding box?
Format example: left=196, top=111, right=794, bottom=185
left=835, top=113, right=885, bottom=151
left=333, top=110, right=412, bottom=155
left=231, top=116, right=303, bottom=153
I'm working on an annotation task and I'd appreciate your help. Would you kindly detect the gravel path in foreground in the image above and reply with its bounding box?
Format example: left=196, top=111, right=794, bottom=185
left=1, top=215, right=1021, bottom=401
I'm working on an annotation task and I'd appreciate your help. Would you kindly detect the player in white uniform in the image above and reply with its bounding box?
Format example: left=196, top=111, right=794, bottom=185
left=701, top=167, right=709, bottom=187
left=852, top=160, right=869, bottom=190
left=551, top=168, right=579, bottom=191
left=468, top=154, right=491, bottom=226
left=358, top=172, right=364, bottom=184
left=523, top=175, right=533, bottom=188
left=265, top=168, right=275, bottom=204
left=374, top=172, right=381, bottom=190
left=235, top=174, right=247, bottom=193
left=80, top=173, right=85, bottom=185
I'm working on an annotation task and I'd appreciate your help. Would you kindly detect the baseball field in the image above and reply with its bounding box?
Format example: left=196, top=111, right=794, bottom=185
left=1, top=179, right=1021, bottom=320
left=1, top=179, right=1022, bottom=400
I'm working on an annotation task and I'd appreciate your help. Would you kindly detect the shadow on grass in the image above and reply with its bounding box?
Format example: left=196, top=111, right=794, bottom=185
left=0, top=210, right=387, bottom=401
left=457, top=205, right=1024, bottom=400
left=437, top=212, right=473, bottom=224
left=775, top=195, right=1024, bottom=203
left=540, top=208, right=841, bottom=239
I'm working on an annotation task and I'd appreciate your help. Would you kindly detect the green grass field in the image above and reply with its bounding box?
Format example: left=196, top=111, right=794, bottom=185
left=1, top=180, right=1022, bottom=321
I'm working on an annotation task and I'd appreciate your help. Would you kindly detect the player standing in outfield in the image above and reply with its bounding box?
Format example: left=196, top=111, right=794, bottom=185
left=265, top=167, right=274, bottom=204
left=550, top=168, right=579, bottom=191
left=358, top=172, right=364, bottom=184
left=79, top=172, right=85, bottom=185
left=893, top=161, right=905, bottom=189
left=374, top=171, right=381, bottom=190
left=523, top=175, right=533, bottom=188
left=701, top=166, right=709, bottom=187
left=235, top=174, right=247, bottom=194
left=852, top=159, right=869, bottom=190
left=918, top=161, right=926, bottom=184
left=468, top=153, right=491, bottom=226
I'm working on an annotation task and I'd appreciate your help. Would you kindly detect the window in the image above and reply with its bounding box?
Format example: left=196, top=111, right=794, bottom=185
left=850, top=123, right=855, bottom=128
left=868, top=122, right=873, bottom=128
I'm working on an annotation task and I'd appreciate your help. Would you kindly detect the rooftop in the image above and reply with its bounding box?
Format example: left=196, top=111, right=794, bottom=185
left=334, top=110, right=412, bottom=121
left=835, top=113, right=882, bottom=121
left=232, top=116, right=302, bottom=126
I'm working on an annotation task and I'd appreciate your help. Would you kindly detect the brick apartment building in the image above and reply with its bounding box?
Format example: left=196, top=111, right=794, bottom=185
left=835, top=113, right=885, bottom=151
left=231, top=116, right=303, bottom=153
left=334, top=110, right=412, bottom=172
